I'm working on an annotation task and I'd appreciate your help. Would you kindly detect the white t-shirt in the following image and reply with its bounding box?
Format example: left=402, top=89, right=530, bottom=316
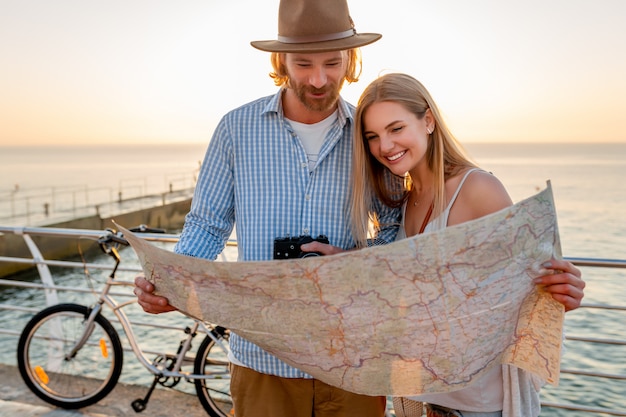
left=287, top=110, right=338, bottom=171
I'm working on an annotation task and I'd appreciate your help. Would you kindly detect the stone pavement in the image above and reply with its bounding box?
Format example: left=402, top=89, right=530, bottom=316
left=0, top=363, right=210, bottom=417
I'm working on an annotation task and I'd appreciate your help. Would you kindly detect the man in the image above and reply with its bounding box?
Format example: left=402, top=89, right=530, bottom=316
left=134, top=0, right=399, bottom=416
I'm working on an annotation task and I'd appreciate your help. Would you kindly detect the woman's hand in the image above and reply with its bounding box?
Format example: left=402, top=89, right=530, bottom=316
left=534, top=259, right=585, bottom=312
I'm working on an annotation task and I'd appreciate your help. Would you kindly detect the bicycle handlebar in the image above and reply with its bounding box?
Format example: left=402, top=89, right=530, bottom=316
left=128, top=224, right=166, bottom=234
left=99, top=230, right=129, bottom=246
left=98, top=223, right=165, bottom=247
left=97, top=224, right=166, bottom=270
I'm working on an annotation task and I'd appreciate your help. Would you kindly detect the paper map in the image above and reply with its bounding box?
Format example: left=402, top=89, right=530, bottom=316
left=119, top=183, right=564, bottom=396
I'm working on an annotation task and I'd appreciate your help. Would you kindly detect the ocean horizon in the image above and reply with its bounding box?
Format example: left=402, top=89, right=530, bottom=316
left=2, top=142, right=624, bottom=257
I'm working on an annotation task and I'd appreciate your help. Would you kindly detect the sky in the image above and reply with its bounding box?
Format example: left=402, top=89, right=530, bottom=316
left=1, top=0, right=625, bottom=146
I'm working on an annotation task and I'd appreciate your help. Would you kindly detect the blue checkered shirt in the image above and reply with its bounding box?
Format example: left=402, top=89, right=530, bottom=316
left=175, top=89, right=400, bottom=378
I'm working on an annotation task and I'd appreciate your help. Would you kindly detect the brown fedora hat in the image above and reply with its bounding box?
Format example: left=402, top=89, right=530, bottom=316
left=251, top=0, right=381, bottom=53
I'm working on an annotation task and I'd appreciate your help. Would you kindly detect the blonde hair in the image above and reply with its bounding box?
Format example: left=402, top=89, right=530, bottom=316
left=351, top=73, right=477, bottom=247
left=268, top=49, right=363, bottom=87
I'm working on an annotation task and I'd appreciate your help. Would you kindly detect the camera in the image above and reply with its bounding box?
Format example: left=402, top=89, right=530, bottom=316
left=273, top=235, right=329, bottom=259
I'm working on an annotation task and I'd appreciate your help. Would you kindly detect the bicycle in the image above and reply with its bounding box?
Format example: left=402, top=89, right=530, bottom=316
left=16, top=226, right=233, bottom=417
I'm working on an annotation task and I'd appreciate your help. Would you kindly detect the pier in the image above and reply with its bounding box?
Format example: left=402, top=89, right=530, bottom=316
left=0, top=179, right=195, bottom=277
left=0, top=363, right=209, bottom=417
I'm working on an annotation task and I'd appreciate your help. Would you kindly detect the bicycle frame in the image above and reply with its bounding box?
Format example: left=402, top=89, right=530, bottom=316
left=84, top=258, right=229, bottom=382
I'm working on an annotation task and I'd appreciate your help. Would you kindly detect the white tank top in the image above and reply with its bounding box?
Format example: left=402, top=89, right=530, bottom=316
left=397, top=168, right=481, bottom=239
left=397, top=168, right=504, bottom=411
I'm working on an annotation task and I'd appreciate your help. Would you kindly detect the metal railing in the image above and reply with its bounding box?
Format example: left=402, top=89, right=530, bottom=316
left=0, top=225, right=625, bottom=416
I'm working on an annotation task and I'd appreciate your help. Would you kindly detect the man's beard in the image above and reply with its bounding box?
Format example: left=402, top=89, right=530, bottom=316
left=291, top=81, right=342, bottom=113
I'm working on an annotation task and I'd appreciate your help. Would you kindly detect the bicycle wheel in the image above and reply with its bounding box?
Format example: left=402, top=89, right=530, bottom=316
left=17, top=303, right=123, bottom=409
left=194, top=326, right=233, bottom=417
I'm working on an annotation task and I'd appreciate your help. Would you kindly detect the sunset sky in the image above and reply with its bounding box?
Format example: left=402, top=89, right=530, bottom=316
left=1, top=0, right=625, bottom=146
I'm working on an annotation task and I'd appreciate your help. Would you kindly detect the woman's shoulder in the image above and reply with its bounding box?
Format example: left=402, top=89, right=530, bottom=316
left=446, top=167, right=499, bottom=194
left=464, top=168, right=505, bottom=190
left=447, top=168, right=513, bottom=223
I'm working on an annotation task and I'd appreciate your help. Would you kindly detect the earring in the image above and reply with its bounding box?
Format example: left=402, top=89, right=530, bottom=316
left=427, top=128, right=432, bottom=134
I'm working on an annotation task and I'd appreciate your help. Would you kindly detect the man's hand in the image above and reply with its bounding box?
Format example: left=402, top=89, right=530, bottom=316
left=134, top=275, right=177, bottom=314
left=534, top=259, right=585, bottom=312
left=300, top=241, right=346, bottom=256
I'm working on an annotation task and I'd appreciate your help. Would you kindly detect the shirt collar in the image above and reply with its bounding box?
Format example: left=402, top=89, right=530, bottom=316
left=263, top=88, right=353, bottom=128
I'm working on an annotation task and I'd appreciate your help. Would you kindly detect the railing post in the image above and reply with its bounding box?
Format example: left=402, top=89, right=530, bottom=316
left=20, top=234, right=59, bottom=305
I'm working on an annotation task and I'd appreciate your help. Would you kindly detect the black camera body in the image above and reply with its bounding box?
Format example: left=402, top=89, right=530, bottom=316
left=273, top=235, right=329, bottom=259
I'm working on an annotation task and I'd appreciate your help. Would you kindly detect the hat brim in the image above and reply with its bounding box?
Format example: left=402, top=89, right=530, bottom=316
left=250, top=33, right=381, bottom=53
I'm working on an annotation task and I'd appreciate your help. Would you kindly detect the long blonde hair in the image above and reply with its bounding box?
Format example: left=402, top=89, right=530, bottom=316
left=268, top=49, right=362, bottom=87
left=351, top=73, right=477, bottom=247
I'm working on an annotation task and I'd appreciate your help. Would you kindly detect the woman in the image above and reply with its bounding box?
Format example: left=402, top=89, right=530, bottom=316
left=304, top=72, right=585, bottom=416
left=350, top=73, right=585, bottom=417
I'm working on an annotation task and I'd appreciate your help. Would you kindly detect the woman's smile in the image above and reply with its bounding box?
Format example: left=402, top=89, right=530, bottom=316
left=386, top=150, right=407, bottom=162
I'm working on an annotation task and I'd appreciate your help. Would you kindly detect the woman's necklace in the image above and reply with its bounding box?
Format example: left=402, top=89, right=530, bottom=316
left=412, top=187, right=429, bottom=206
left=408, top=187, right=435, bottom=235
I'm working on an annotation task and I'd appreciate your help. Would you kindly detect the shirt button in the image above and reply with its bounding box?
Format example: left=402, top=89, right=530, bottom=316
left=301, top=162, right=308, bottom=168
left=305, top=195, right=311, bottom=200
left=303, top=228, right=309, bottom=234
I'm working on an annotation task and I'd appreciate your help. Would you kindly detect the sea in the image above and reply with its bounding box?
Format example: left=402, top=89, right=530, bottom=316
left=0, top=142, right=625, bottom=416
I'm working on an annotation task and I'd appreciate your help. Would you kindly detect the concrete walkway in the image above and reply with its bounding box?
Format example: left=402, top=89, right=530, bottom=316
left=0, top=363, right=210, bottom=417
